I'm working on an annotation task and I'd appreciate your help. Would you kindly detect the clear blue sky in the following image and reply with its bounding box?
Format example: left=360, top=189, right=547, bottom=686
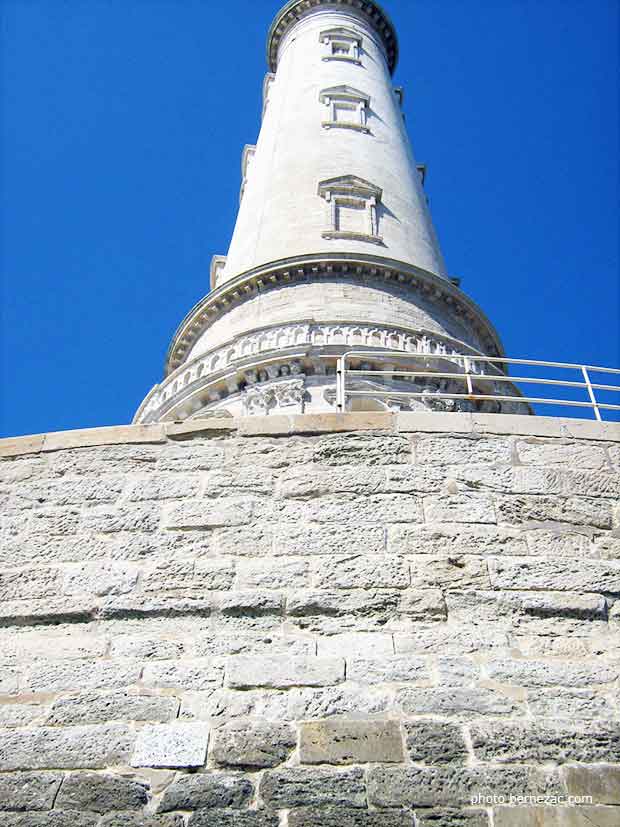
left=1, top=0, right=618, bottom=437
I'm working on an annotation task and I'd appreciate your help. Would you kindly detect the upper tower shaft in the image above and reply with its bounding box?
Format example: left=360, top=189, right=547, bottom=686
left=218, top=0, right=446, bottom=287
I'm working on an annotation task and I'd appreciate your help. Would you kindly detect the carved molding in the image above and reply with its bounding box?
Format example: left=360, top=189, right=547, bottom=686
left=163, top=255, right=504, bottom=377
left=267, top=0, right=399, bottom=75
left=244, top=377, right=306, bottom=415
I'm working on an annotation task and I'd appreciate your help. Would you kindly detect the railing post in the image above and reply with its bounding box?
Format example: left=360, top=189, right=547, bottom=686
left=336, top=355, right=345, bottom=412
left=463, top=356, right=474, bottom=397
left=582, top=366, right=602, bottom=421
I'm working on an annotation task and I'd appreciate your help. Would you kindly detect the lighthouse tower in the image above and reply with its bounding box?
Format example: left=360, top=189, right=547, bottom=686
left=135, top=0, right=520, bottom=423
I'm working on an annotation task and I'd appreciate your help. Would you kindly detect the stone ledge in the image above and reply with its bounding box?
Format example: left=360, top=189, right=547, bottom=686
left=1, top=412, right=619, bottom=458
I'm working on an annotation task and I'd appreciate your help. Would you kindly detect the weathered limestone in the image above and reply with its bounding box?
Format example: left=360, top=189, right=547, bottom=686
left=0, top=414, right=619, bottom=822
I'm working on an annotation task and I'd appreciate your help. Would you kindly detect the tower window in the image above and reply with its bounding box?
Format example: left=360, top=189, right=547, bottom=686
left=320, top=28, right=362, bottom=65
left=318, top=176, right=383, bottom=244
left=319, top=86, right=370, bottom=133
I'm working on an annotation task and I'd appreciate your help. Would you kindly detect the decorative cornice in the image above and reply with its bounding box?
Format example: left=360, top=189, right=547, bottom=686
left=267, top=0, right=399, bottom=75
left=162, top=254, right=506, bottom=377
left=137, top=319, right=510, bottom=424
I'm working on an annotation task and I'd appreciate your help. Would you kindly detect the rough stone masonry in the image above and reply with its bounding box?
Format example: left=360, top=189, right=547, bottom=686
left=0, top=411, right=619, bottom=826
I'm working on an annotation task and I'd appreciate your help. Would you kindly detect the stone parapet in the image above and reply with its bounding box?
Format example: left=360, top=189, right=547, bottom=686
left=0, top=413, right=618, bottom=820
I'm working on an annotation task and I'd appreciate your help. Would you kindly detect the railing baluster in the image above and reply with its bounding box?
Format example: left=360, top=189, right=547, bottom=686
left=582, top=365, right=602, bottom=422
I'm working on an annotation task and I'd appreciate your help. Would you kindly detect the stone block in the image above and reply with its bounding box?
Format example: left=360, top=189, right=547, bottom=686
left=488, top=556, right=620, bottom=592
left=24, top=660, right=141, bottom=694
left=110, top=635, right=187, bottom=660
left=30, top=508, right=80, bottom=535
left=299, top=719, right=403, bottom=765
left=312, top=555, right=410, bottom=589
left=63, top=561, right=139, bottom=596
left=128, top=473, right=201, bottom=501
left=409, top=555, right=490, bottom=589
left=404, top=721, right=468, bottom=764
left=163, top=497, right=265, bottom=529
left=100, top=816, right=184, bottom=827
left=396, top=687, right=516, bottom=717
left=495, top=495, right=611, bottom=529
left=0, top=434, right=44, bottom=457
left=562, top=469, right=620, bottom=499
left=211, top=720, right=296, bottom=768
left=188, top=814, right=278, bottom=827
left=470, top=720, right=620, bottom=763
left=288, top=809, right=414, bottom=827
left=0, top=663, right=19, bottom=693
left=0, top=596, right=96, bottom=626
left=217, top=590, right=284, bottom=617
left=317, top=633, right=393, bottom=658
left=43, top=424, right=166, bottom=451
left=46, top=691, right=180, bottom=725
left=275, top=524, right=385, bottom=556
left=436, top=657, right=479, bottom=686
left=131, top=723, right=209, bottom=768
left=47, top=444, right=160, bottom=476
left=517, top=440, right=609, bottom=469
left=0, top=725, right=134, bottom=770
left=55, top=772, right=148, bottom=813
left=382, top=465, right=450, bottom=494
left=0, top=772, right=63, bottom=811
left=157, top=772, right=253, bottom=812
left=399, top=589, right=447, bottom=620
left=164, top=419, right=237, bottom=438
left=192, top=632, right=314, bottom=658
left=1, top=570, right=62, bottom=607
left=204, top=467, right=276, bottom=496
left=424, top=494, right=496, bottom=524
left=367, top=766, right=561, bottom=808
left=236, top=557, right=308, bottom=589
left=142, top=661, right=223, bottom=692
left=397, top=411, right=473, bottom=434
left=226, top=655, right=344, bottom=688
left=0, top=704, right=43, bottom=728
left=82, top=503, right=161, bottom=534
left=213, top=525, right=274, bottom=556
left=527, top=689, right=616, bottom=719
left=312, top=432, right=409, bottom=465
left=493, top=806, right=620, bottom=827
left=287, top=685, right=392, bottom=721
left=347, top=655, right=429, bottom=684
left=485, top=658, right=618, bottom=687
left=0, top=814, right=99, bottom=827
left=414, top=810, right=489, bottom=827
left=13, top=476, right=125, bottom=510
left=562, top=764, right=620, bottom=804
left=414, top=435, right=511, bottom=465
left=394, top=625, right=508, bottom=656
left=597, top=534, right=620, bottom=559
left=259, top=767, right=367, bottom=808
left=389, top=524, right=527, bottom=556
left=157, top=443, right=226, bottom=472
left=303, top=493, right=423, bottom=525
left=278, top=465, right=385, bottom=498
left=525, top=529, right=592, bottom=557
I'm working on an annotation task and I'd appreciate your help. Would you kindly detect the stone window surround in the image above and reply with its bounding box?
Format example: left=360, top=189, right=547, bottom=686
left=318, top=176, right=383, bottom=244
left=319, top=27, right=362, bottom=64
left=319, top=85, right=370, bottom=133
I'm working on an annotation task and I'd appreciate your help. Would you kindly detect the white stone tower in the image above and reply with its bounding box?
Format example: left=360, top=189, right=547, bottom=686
left=135, top=0, right=522, bottom=423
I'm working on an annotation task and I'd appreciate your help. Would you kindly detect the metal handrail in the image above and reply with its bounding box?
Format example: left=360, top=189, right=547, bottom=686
left=335, top=351, right=620, bottom=421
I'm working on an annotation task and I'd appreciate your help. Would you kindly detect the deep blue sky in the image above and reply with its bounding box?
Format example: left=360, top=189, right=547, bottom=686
left=1, top=0, right=618, bottom=437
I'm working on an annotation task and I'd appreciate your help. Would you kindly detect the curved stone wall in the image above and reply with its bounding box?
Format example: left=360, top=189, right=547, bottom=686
left=1, top=413, right=619, bottom=826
